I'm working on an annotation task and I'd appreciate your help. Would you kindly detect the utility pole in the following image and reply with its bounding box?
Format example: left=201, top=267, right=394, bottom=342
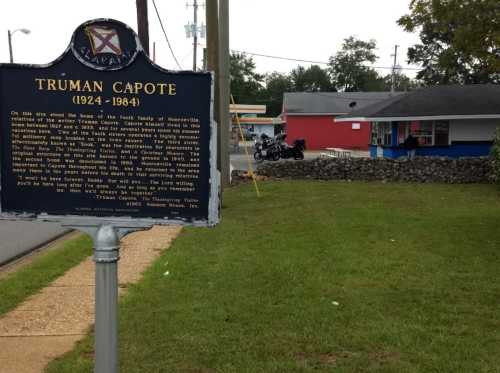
left=192, top=0, right=199, bottom=70
left=7, top=30, right=13, bottom=63
left=136, top=0, right=150, bottom=56
left=186, top=2, right=206, bottom=71
left=218, top=0, right=230, bottom=187
left=203, top=47, right=207, bottom=70
left=206, top=0, right=223, bottom=187
left=391, top=44, right=399, bottom=93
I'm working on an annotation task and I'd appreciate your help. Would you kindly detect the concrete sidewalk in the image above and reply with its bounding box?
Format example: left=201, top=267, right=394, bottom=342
left=0, top=225, right=182, bottom=373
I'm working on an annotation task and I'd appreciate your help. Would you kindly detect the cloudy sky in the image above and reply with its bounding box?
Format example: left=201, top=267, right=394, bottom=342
left=0, top=0, right=421, bottom=77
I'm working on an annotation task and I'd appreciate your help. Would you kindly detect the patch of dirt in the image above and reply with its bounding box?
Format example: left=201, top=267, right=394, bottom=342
left=175, top=364, right=216, bottom=373
left=368, top=350, right=401, bottom=363
left=297, top=349, right=400, bottom=367
left=318, top=351, right=355, bottom=364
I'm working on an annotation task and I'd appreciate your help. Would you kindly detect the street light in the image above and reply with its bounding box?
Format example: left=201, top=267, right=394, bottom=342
left=7, top=28, right=31, bottom=63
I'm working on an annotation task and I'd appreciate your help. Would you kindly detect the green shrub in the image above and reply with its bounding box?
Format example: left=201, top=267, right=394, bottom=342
left=491, top=127, right=500, bottom=184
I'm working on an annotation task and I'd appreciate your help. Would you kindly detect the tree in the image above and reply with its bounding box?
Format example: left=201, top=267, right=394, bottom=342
left=260, top=72, right=294, bottom=116
left=230, top=52, right=264, bottom=104
left=290, top=65, right=334, bottom=92
left=398, top=0, right=500, bottom=84
left=381, top=69, right=423, bottom=91
left=328, top=36, right=383, bottom=91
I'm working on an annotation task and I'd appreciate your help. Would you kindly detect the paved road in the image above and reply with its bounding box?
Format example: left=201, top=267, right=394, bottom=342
left=230, top=150, right=360, bottom=171
left=230, top=153, right=317, bottom=172
left=230, top=142, right=319, bottom=172
left=0, top=221, right=69, bottom=266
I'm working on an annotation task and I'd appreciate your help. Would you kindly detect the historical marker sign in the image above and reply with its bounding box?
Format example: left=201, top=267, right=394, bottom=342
left=0, top=19, right=219, bottom=226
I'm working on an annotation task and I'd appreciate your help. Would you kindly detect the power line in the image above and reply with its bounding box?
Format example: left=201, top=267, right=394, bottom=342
left=231, top=49, right=328, bottom=65
left=180, top=50, right=194, bottom=64
left=231, top=49, right=421, bottom=71
left=151, top=0, right=182, bottom=69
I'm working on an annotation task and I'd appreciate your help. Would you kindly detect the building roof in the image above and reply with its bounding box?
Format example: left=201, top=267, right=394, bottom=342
left=335, top=84, right=500, bottom=122
left=232, top=117, right=284, bottom=126
left=283, top=91, right=404, bottom=116
left=229, top=104, right=266, bottom=114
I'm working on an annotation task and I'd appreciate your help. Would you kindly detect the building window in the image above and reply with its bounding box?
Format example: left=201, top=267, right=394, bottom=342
left=434, top=121, right=450, bottom=146
left=383, top=124, right=392, bottom=145
left=410, top=121, right=433, bottom=146
left=407, top=120, right=450, bottom=146
left=371, top=122, right=392, bottom=146
left=397, top=121, right=411, bottom=145
left=371, top=123, right=377, bottom=145
left=378, top=120, right=450, bottom=147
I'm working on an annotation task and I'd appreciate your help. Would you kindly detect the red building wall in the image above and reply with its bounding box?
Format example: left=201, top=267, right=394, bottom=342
left=285, top=115, right=371, bottom=150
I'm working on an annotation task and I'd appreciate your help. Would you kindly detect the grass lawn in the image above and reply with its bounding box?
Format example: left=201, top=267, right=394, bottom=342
left=0, top=234, right=92, bottom=316
left=46, top=181, right=500, bottom=373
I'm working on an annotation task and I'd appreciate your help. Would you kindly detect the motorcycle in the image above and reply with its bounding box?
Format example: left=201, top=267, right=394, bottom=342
left=253, top=134, right=280, bottom=162
left=276, top=134, right=306, bottom=160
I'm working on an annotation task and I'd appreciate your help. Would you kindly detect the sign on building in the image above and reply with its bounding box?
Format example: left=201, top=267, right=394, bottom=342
left=0, top=19, right=220, bottom=227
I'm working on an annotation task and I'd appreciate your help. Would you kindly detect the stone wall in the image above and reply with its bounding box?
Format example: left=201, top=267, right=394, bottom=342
left=256, top=157, right=496, bottom=184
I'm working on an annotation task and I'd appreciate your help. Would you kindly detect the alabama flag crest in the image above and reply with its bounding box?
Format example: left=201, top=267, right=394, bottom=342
left=85, top=26, right=122, bottom=56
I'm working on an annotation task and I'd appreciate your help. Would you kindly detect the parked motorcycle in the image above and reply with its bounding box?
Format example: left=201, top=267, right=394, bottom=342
left=276, top=133, right=306, bottom=160
left=254, top=133, right=306, bottom=162
left=254, top=134, right=280, bottom=162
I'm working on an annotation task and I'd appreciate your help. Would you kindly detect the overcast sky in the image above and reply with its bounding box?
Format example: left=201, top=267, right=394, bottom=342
left=0, top=0, right=421, bottom=77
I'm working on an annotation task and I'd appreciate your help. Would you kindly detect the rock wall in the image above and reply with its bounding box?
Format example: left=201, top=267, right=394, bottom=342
left=256, top=157, right=496, bottom=184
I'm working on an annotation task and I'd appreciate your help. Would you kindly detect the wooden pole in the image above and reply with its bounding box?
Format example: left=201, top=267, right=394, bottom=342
left=193, top=0, right=198, bottom=71
left=206, top=0, right=222, bottom=182
left=218, top=0, right=230, bottom=187
left=136, top=0, right=150, bottom=56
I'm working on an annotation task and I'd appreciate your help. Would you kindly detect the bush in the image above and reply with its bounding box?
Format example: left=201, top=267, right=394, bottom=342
left=491, top=127, right=500, bottom=184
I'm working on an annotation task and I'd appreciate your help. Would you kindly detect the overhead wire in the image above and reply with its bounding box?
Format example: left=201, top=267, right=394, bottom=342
left=149, top=3, right=419, bottom=73
left=180, top=50, right=194, bottom=64
left=230, top=49, right=421, bottom=71
left=151, top=0, right=183, bottom=70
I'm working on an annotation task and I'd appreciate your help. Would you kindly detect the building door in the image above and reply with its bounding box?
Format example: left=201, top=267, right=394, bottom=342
left=378, top=123, right=392, bottom=158
left=371, top=122, right=393, bottom=158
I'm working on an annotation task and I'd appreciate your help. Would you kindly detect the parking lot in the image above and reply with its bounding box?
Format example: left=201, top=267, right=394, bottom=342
left=230, top=142, right=369, bottom=171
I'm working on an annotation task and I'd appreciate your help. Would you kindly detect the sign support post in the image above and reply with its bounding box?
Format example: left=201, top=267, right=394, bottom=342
left=61, top=223, right=151, bottom=373
left=72, top=223, right=145, bottom=373
left=93, top=224, right=120, bottom=373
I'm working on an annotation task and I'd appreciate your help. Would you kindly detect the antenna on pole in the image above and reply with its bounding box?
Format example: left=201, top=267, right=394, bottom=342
left=185, top=1, right=206, bottom=71
left=391, top=44, right=399, bottom=93
left=192, top=0, right=198, bottom=70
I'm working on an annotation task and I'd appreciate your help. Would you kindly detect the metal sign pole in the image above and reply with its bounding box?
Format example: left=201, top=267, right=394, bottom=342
left=70, top=223, right=147, bottom=373
left=93, top=224, right=120, bottom=373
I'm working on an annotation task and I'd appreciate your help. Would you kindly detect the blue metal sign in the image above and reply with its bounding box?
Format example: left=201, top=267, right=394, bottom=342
left=0, top=19, right=219, bottom=227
